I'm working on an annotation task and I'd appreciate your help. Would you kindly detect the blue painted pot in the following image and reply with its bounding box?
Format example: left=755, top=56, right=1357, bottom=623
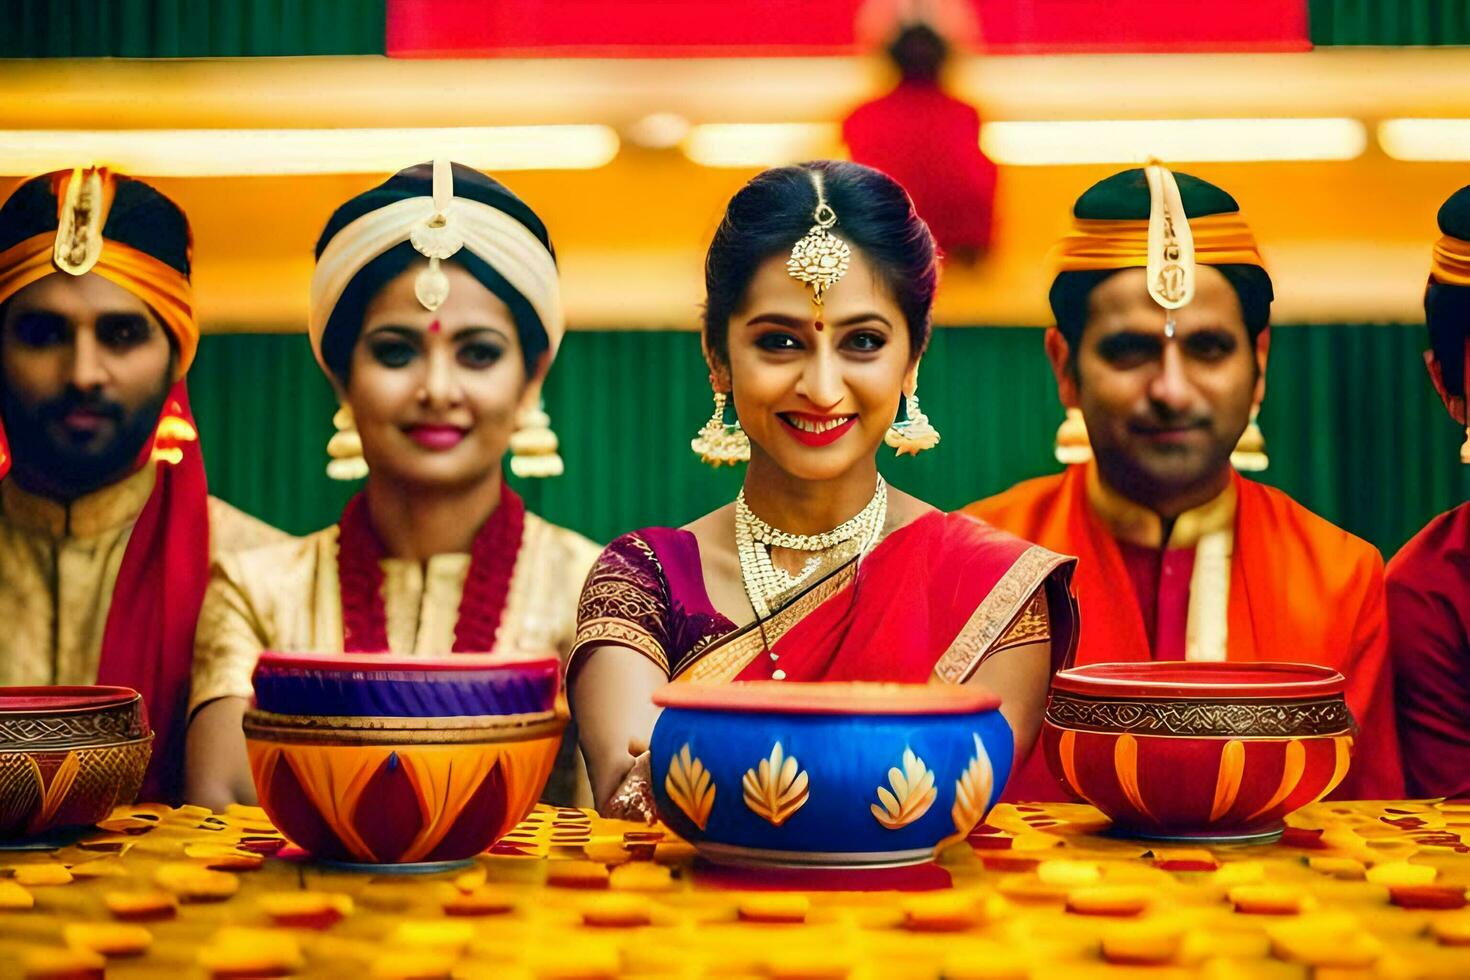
left=650, top=682, right=1014, bottom=868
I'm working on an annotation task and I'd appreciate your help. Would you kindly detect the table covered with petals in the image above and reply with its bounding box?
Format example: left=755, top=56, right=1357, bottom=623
left=3, top=799, right=1470, bottom=978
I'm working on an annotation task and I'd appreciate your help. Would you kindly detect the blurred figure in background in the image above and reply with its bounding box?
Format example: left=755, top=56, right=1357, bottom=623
left=1387, top=183, right=1470, bottom=800
left=843, top=15, right=996, bottom=264
left=0, top=168, right=284, bottom=802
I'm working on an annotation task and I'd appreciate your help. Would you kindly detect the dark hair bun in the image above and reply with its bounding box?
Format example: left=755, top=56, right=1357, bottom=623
left=702, top=161, right=938, bottom=365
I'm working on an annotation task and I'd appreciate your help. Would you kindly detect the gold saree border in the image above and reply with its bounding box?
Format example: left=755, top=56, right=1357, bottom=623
left=931, top=545, right=1073, bottom=685
left=569, top=532, right=671, bottom=676
left=571, top=619, right=669, bottom=674
left=677, top=561, right=858, bottom=684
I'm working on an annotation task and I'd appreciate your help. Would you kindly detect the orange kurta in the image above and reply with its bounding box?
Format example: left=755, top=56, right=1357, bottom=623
left=965, top=465, right=1402, bottom=801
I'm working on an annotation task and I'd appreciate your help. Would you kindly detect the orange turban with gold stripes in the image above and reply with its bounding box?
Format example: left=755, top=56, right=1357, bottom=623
left=0, top=168, right=198, bottom=373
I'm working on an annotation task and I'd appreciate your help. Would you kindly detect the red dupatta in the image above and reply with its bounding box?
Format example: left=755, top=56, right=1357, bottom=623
left=678, top=511, right=1075, bottom=688
left=94, top=383, right=209, bottom=804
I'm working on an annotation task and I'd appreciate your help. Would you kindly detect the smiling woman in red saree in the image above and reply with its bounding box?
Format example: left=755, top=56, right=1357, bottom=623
left=570, top=162, right=1077, bottom=817
left=577, top=511, right=1072, bottom=690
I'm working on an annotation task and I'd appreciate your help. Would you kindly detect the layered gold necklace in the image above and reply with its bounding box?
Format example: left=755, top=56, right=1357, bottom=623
left=734, top=476, right=888, bottom=628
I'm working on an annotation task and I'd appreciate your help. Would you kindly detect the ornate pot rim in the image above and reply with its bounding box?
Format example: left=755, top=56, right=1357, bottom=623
left=653, top=680, right=1000, bottom=716
left=254, top=650, right=559, bottom=675
left=0, top=687, right=148, bottom=751
left=0, top=686, right=141, bottom=714
left=1051, top=662, right=1345, bottom=701
left=1044, top=691, right=1353, bottom=738
left=242, top=708, right=565, bottom=745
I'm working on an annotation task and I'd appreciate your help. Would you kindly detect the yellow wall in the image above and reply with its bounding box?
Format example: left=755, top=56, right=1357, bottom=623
left=3, top=50, right=1468, bottom=331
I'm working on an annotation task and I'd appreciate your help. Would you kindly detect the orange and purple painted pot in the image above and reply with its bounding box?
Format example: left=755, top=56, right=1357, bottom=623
left=244, top=709, right=564, bottom=871
left=0, top=686, right=152, bottom=841
left=244, top=652, right=565, bottom=871
left=1040, top=662, right=1355, bottom=843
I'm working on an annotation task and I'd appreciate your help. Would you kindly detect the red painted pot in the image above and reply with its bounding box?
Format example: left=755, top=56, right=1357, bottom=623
left=1040, top=662, right=1355, bottom=843
left=0, top=686, right=152, bottom=839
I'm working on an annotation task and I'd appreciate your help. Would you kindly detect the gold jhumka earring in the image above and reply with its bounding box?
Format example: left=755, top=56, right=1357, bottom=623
left=691, top=387, right=750, bottom=466
left=1231, top=406, right=1269, bottom=472
left=1054, top=407, right=1092, bottom=465
left=885, top=387, right=940, bottom=455
left=326, top=404, right=368, bottom=481
left=509, top=398, right=564, bottom=478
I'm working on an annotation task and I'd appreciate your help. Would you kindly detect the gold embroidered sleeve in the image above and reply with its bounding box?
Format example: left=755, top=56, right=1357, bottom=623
left=188, top=551, right=272, bottom=715
left=991, top=589, right=1051, bottom=654
left=569, top=534, right=671, bottom=677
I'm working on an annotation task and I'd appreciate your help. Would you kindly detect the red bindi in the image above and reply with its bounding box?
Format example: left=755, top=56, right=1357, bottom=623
left=814, top=320, right=825, bottom=332
left=428, top=319, right=442, bottom=334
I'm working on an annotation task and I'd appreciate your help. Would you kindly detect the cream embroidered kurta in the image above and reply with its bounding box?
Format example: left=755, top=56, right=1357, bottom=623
left=0, top=465, right=287, bottom=687
left=189, top=511, right=600, bottom=803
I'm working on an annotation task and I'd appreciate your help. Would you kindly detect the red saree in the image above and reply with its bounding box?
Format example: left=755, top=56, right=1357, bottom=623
left=667, top=511, right=1077, bottom=688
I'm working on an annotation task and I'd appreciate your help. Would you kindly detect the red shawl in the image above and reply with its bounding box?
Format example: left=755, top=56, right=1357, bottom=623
left=1387, top=501, right=1470, bottom=799
left=967, top=465, right=1403, bottom=801
left=93, top=383, right=210, bottom=803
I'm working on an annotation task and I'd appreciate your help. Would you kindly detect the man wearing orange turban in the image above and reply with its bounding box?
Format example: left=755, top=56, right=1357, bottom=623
left=963, top=165, right=1402, bottom=802
left=0, top=168, right=283, bottom=801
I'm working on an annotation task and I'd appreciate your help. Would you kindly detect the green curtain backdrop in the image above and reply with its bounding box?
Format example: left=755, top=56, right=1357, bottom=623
left=189, top=324, right=1470, bottom=558
left=0, top=0, right=385, bottom=58
left=1309, top=0, right=1470, bottom=44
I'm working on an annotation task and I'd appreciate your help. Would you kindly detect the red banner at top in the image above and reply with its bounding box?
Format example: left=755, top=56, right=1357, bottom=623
left=386, top=0, right=1309, bottom=58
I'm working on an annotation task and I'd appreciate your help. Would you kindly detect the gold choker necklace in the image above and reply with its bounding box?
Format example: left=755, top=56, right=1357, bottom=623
left=735, top=477, right=888, bottom=638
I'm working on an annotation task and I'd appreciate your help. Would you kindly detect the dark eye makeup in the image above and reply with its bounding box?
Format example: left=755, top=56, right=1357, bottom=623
left=1180, top=329, right=1239, bottom=360
left=844, top=330, right=888, bottom=352
left=456, top=340, right=505, bottom=368
left=8, top=311, right=69, bottom=348
left=95, top=314, right=153, bottom=350
left=1094, top=332, right=1162, bottom=366
left=754, top=331, right=804, bottom=352
left=367, top=336, right=418, bottom=368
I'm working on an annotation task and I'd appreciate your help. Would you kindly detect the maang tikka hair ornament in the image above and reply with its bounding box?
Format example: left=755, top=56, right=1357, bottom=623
left=409, top=159, right=464, bottom=312
left=786, top=169, right=852, bottom=328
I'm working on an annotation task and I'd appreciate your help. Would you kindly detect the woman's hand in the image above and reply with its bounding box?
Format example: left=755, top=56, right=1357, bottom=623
left=568, top=646, right=667, bottom=814
left=183, top=696, right=257, bottom=812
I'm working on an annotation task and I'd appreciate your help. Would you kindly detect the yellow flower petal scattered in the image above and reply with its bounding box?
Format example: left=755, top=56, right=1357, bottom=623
left=14, top=863, right=73, bottom=886
left=63, top=922, right=152, bottom=956
left=0, top=880, right=35, bottom=909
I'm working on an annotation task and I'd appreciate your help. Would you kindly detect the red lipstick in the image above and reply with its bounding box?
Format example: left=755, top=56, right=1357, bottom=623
left=778, top=412, right=858, bottom=447
left=405, top=424, right=466, bottom=450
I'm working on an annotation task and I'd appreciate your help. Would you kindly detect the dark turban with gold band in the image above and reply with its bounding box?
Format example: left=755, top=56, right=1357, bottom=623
left=1426, top=184, right=1470, bottom=462
left=1045, top=165, right=1275, bottom=469
left=0, top=168, right=207, bottom=802
left=310, top=160, right=565, bottom=479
